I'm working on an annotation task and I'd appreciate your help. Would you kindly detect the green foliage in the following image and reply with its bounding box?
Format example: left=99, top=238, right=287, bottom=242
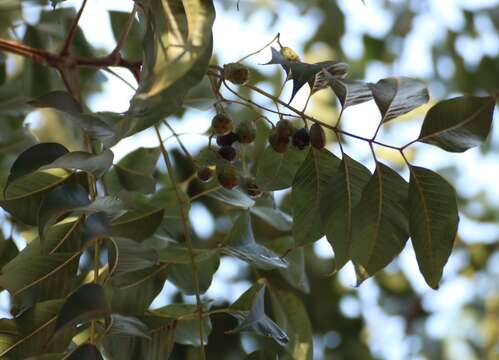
left=0, top=0, right=496, bottom=359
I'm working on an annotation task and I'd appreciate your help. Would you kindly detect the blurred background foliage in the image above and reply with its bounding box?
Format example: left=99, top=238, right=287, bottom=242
left=0, top=0, right=498, bottom=359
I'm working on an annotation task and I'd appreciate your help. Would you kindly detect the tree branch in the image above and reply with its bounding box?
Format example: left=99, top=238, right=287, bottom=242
left=60, top=0, right=88, bottom=56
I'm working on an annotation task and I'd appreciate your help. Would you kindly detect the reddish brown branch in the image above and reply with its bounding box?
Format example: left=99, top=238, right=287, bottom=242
left=60, top=0, right=88, bottom=56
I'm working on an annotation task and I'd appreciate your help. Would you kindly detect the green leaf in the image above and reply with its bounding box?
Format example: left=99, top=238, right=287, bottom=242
left=54, top=283, right=111, bottom=333
left=27, top=91, right=82, bottom=114
left=109, top=11, right=143, bottom=60
left=112, top=0, right=215, bottom=139
left=107, top=314, right=150, bottom=339
left=267, top=236, right=309, bottom=293
left=206, top=187, right=255, bottom=208
left=109, top=237, right=158, bottom=277
left=408, top=166, right=459, bottom=289
left=292, top=148, right=341, bottom=246
left=269, top=287, right=313, bottom=360
left=228, top=286, right=289, bottom=346
left=81, top=212, right=111, bottom=246
left=223, top=211, right=288, bottom=270
left=255, top=144, right=307, bottom=191
left=418, top=95, right=496, bottom=152
left=0, top=168, right=73, bottom=225
left=321, top=154, right=371, bottom=272
left=369, top=77, right=429, bottom=123
left=110, top=204, right=164, bottom=241
left=0, top=237, right=18, bottom=270
left=250, top=206, right=292, bottom=232
left=112, top=147, right=160, bottom=194
left=350, top=163, right=410, bottom=283
left=168, top=250, right=220, bottom=295
left=324, top=73, right=373, bottom=109
left=0, top=299, right=74, bottom=359
left=67, top=343, right=103, bottom=360
left=5, top=143, right=113, bottom=196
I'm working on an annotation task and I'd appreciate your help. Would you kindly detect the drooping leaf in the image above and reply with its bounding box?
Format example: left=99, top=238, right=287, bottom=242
left=112, top=147, right=160, bottom=194
left=269, top=287, right=313, bottom=360
left=256, top=146, right=307, bottom=191
left=109, top=237, right=158, bottom=277
left=206, top=187, right=255, bottom=208
left=324, top=72, right=373, bottom=109
left=0, top=300, right=74, bottom=359
left=350, top=163, right=410, bottom=283
left=417, top=95, right=496, bottom=152
left=168, top=250, right=220, bottom=295
left=106, top=314, right=150, bottom=339
left=321, top=154, right=371, bottom=272
left=0, top=168, right=73, bottom=225
left=292, top=148, right=341, bottom=246
left=67, top=343, right=103, bottom=360
left=250, top=206, right=292, bottom=232
left=228, top=286, right=289, bottom=346
left=408, top=166, right=459, bottom=289
left=54, top=283, right=111, bottom=333
left=223, top=211, right=288, bottom=270
left=42, top=149, right=114, bottom=178
left=267, top=236, right=309, bottom=293
left=109, top=11, right=143, bottom=60
left=369, top=77, right=429, bottom=123
left=81, top=212, right=111, bottom=246
left=27, top=90, right=82, bottom=114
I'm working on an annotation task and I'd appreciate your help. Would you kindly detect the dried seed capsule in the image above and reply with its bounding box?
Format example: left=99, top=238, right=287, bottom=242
left=236, top=119, right=256, bottom=144
left=280, top=46, right=300, bottom=62
left=216, top=132, right=239, bottom=147
left=223, top=62, right=250, bottom=85
left=268, top=128, right=289, bottom=153
left=245, top=179, right=262, bottom=198
left=211, top=113, right=233, bottom=135
left=309, top=123, right=326, bottom=149
left=196, top=166, right=214, bottom=182
left=217, top=163, right=239, bottom=189
left=218, top=146, right=237, bottom=162
left=292, top=127, right=310, bottom=150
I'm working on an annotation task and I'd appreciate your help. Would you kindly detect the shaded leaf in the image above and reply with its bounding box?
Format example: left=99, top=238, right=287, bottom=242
left=350, top=163, right=410, bottom=283
left=292, top=148, right=341, bottom=246
left=0, top=237, right=18, bottom=270
left=223, top=211, right=288, bottom=270
left=369, top=77, right=429, bottom=123
left=324, top=72, right=373, bottom=109
left=54, top=283, right=110, bottom=333
left=256, top=147, right=307, bottom=191
left=250, top=206, right=292, bottom=232
left=109, top=11, right=143, bottom=60
left=321, top=154, right=371, bottom=271
left=106, top=314, right=150, bottom=339
left=409, top=166, right=459, bottom=289
left=81, top=212, right=111, bottom=246
left=207, top=187, right=255, bottom=208
left=418, top=95, right=496, bottom=152
left=110, top=204, right=164, bottom=241
left=113, top=147, right=160, bottom=194
left=228, top=286, right=288, bottom=346
left=109, top=237, right=158, bottom=277
left=67, top=343, right=103, bottom=360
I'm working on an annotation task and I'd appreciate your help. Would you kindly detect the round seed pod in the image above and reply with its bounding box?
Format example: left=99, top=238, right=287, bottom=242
left=236, top=119, right=256, bottom=144
left=216, top=163, right=239, bottom=189
left=280, top=46, right=300, bottom=62
left=196, top=166, right=214, bottom=182
left=216, top=132, right=239, bottom=147
left=211, top=113, right=233, bottom=135
left=218, top=146, right=237, bottom=162
left=268, top=128, right=289, bottom=153
left=292, top=127, right=310, bottom=150
left=276, top=119, right=294, bottom=139
left=223, top=62, right=250, bottom=85
left=309, top=123, right=326, bottom=149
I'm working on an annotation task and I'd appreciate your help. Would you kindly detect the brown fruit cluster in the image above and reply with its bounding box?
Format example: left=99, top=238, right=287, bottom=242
left=196, top=166, right=214, bottom=182
left=268, top=119, right=294, bottom=153
left=218, top=146, right=237, bottom=162
left=309, top=123, right=326, bottom=149
left=244, top=179, right=262, bottom=198
left=223, top=62, right=250, bottom=85
left=216, top=161, right=239, bottom=189
left=236, top=119, right=256, bottom=144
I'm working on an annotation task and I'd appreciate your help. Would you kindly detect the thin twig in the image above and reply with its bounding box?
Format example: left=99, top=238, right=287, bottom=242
left=154, top=125, right=206, bottom=360
left=162, top=120, right=193, bottom=161
left=60, top=0, right=88, bottom=56
left=236, top=33, right=280, bottom=63
left=110, top=4, right=138, bottom=59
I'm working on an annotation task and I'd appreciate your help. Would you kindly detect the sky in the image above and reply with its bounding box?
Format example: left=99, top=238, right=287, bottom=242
left=3, top=1, right=499, bottom=359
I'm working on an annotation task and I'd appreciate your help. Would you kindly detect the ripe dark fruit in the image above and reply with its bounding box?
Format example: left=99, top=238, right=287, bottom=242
left=268, top=128, right=289, bottom=153
left=236, top=120, right=256, bottom=144
left=310, top=123, right=326, bottom=149
left=223, top=62, right=250, bottom=85
left=218, top=146, right=237, bottom=162
left=197, top=166, right=213, bottom=182
left=211, top=114, right=233, bottom=135
left=292, top=127, right=310, bottom=150
left=217, top=163, right=239, bottom=189
left=280, top=46, right=300, bottom=62
left=216, top=132, right=239, bottom=147
left=245, top=179, right=262, bottom=198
